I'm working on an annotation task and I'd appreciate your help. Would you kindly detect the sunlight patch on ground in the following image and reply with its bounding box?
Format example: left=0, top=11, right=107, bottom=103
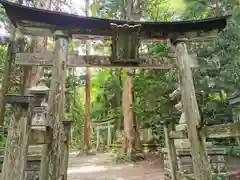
left=68, top=164, right=134, bottom=174
left=68, top=165, right=107, bottom=173
left=69, top=151, right=79, bottom=155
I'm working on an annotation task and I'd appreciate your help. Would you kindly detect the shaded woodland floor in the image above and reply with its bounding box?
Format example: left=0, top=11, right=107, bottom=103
left=227, top=156, right=240, bottom=179
left=67, top=152, right=240, bottom=180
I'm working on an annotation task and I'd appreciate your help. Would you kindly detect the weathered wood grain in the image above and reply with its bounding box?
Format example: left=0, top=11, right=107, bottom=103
left=2, top=110, right=32, bottom=180
left=61, top=121, right=72, bottom=180
left=174, top=38, right=211, bottom=180
left=204, top=123, right=240, bottom=138
left=39, top=31, right=68, bottom=180
left=170, top=123, right=240, bottom=139
left=16, top=20, right=219, bottom=41
left=39, top=126, right=52, bottom=180
left=15, top=52, right=219, bottom=69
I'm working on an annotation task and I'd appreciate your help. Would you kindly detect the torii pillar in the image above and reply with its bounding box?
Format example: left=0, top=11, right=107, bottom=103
left=40, top=30, right=70, bottom=180
left=172, top=38, right=212, bottom=180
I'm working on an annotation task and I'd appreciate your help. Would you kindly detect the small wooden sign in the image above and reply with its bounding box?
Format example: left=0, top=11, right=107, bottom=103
left=15, top=52, right=219, bottom=69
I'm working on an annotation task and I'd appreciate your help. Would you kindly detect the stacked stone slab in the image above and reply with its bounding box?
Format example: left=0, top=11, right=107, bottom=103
left=163, top=86, right=229, bottom=180
left=163, top=148, right=228, bottom=180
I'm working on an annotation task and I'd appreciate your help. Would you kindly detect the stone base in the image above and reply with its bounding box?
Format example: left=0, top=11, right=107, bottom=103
left=0, top=155, right=41, bottom=180
left=174, top=139, right=190, bottom=149
left=174, top=138, right=213, bottom=149
left=162, top=147, right=228, bottom=180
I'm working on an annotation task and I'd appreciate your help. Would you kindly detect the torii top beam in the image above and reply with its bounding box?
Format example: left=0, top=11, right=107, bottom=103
left=0, top=0, right=230, bottom=40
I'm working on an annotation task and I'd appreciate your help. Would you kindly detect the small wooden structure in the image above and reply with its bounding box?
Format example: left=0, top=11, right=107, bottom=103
left=92, top=119, right=115, bottom=149
left=0, top=0, right=230, bottom=179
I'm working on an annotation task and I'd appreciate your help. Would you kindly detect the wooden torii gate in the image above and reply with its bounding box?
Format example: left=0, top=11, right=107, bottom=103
left=92, top=119, right=115, bottom=149
left=0, top=0, right=229, bottom=180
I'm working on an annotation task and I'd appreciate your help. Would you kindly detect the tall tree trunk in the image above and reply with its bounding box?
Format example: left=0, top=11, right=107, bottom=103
left=114, top=68, right=122, bottom=132
left=84, top=67, right=91, bottom=152
left=83, top=0, right=92, bottom=152
left=131, top=71, right=141, bottom=152
left=122, top=70, right=135, bottom=154
left=122, top=0, right=141, bottom=154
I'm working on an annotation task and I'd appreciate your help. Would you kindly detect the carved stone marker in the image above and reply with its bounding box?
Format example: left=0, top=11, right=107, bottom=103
left=32, top=107, right=47, bottom=127
left=24, top=159, right=40, bottom=180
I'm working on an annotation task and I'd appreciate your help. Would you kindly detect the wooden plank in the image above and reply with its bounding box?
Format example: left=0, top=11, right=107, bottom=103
left=96, top=124, right=114, bottom=129
left=204, top=123, right=240, bottom=138
left=29, top=129, right=52, bottom=145
left=16, top=21, right=219, bottom=41
left=184, top=30, right=218, bottom=41
left=174, top=38, right=211, bottom=180
left=15, top=52, right=219, bottom=69
left=169, top=123, right=240, bottom=139
left=92, top=119, right=115, bottom=125
left=61, top=122, right=71, bottom=180
left=107, top=125, right=111, bottom=146
left=2, top=113, right=32, bottom=180
left=40, top=126, right=52, bottom=180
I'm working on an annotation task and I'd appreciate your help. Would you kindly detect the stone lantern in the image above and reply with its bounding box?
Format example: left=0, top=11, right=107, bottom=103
left=28, top=78, right=49, bottom=128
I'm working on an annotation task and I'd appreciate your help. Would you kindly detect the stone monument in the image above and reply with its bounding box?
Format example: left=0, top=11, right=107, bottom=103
left=163, top=86, right=228, bottom=180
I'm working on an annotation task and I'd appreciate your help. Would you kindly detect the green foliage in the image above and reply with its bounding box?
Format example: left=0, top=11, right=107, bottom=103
left=0, top=45, right=7, bottom=84
left=71, top=92, right=85, bottom=148
left=0, top=45, right=8, bottom=148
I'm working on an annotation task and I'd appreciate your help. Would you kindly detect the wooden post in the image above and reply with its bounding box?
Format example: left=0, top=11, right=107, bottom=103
left=107, top=122, right=111, bottom=146
left=173, top=38, right=211, bottom=180
left=83, top=67, right=91, bottom=152
left=163, top=122, right=177, bottom=180
left=96, top=126, right=100, bottom=150
left=61, top=120, right=72, bottom=180
left=39, top=126, right=53, bottom=180
left=44, top=30, right=69, bottom=180
left=83, top=0, right=92, bottom=153
left=2, top=107, right=32, bottom=180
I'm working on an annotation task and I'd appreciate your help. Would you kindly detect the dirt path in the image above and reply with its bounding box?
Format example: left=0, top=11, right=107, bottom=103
left=67, top=153, right=165, bottom=180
